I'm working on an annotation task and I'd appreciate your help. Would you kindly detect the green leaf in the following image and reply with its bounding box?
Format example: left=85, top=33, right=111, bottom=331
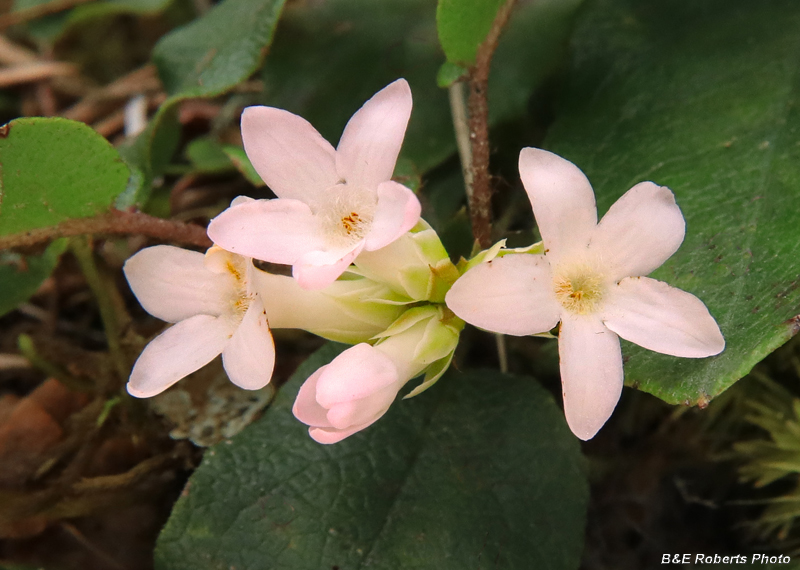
left=115, top=104, right=181, bottom=209
left=0, top=239, right=67, bottom=318
left=222, top=145, right=264, bottom=186
left=436, top=0, right=505, bottom=66
left=543, top=0, right=800, bottom=404
left=489, top=0, right=584, bottom=125
left=155, top=344, right=588, bottom=570
left=0, top=118, right=129, bottom=236
left=436, top=61, right=467, bottom=88
left=185, top=137, right=233, bottom=174
left=152, top=0, right=286, bottom=98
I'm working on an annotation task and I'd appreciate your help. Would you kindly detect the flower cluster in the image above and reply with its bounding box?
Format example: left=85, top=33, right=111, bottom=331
left=124, top=79, right=724, bottom=443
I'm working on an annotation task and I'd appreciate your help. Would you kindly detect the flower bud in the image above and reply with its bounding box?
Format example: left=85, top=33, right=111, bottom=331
left=250, top=268, right=404, bottom=345
left=293, top=304, right=463, bottom=443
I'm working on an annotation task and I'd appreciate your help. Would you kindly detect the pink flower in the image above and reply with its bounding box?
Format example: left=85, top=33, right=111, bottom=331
left=124, top=245, right=274, bottom=397
left=292, top=344, right=405, bottom=444
left=445, top=148, right=725, bottom=440
left=293, top=305, right=462, bottom=444
left=207, top=79, right=421, bottom=290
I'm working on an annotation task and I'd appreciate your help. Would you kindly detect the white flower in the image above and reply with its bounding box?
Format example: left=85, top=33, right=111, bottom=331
left=207, top=79, right=421, bottom=290
left=446, top=148, right=725, bottom=440
left=124, top=245, right=274, bottom=397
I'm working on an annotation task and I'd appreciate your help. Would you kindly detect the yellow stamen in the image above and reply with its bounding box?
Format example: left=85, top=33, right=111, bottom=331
left=553, top=269, right=605, bottom=315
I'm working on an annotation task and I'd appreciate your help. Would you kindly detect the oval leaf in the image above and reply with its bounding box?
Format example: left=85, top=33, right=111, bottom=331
left=436, top=0, right=505, bottom=66
left=152, top=0, right=286, bottom=98
left=0, top=239, right=67, bottom=318
left=155, top=343, right=588, bottom=570
left=0, top=118, right=129, bottom=236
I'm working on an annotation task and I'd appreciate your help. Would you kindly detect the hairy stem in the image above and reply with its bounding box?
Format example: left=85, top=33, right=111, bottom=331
left=0, top=210, right=212, bottom=251
left=466, top=0, right=517, bottom=249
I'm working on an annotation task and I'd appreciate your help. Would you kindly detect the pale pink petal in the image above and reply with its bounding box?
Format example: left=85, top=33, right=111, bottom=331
left=364, top=181, right=421, bottom=251
left=518, top=148, right=597, bottom=263
left=240, top=106, right=337, bottom=201
left=336, top=79, right=412, bottom=189
left=326, top=381, right=400, bottom=429
left=559, top=314, right=623, bottom=441
left=221, top=297, right=276, bottom=390
left=292, top=242, right=364, bottom=290
left=588, top=182, right=685, bottom=280
left=445, top=254, right=561, bottom=336
left=208, top=198, right=323, bottom=264
left=309, top=417, right=382, bottom=444
left=127, top=314, right=231, bottom=398
left=602, top=276, right=725, bottom=358
left=293, top=366, right=333, bottom=427
left=314, top=343, right=398, bottom=408
left=124, top=246, right=232, bottom=323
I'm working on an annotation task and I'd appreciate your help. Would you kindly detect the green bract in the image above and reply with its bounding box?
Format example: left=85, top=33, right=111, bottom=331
left=353, top=222, right=460, bottom=303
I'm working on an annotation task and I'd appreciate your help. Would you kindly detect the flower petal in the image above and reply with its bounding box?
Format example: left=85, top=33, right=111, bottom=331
left=127, top=314, right=231, bottom=398
left=309, top=418, right=381, bottom=444
left=336, top=79, right=412, bottom=189
left=326, top=381, right=399, bottom=429
left=240, top=106, right=337, bottom=201
left=124, top=246, right=232, bottom=323
left=559, top=314, right=623, bottom=441
left=221, top=297, right=276, bottom=390
left=208, top=198, right=323, bottom=264
left=364, top=180, right=421, bottom=251
left=602, top=276, right=725, bottom=358
left=518, top=148, right=597, bottom=263
left=445, top=254, right=561, bottom=336
left=315, top=343, right=398, bottom=408
left=292, top=242, right=364, bottom=290
left=293, top=366, right=333, bottom=428
left=588, top=182, right=685, bottom=280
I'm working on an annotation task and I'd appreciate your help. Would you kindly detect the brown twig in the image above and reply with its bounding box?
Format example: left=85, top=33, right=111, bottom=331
left=466, top=0, right=517, bottom=249
left=59, top=523, right=128, bottom=570
left=0, top=61, right=77, bottom=88
left=0, top=35, right=37, bottom=65
left=0, top=0, right=97, bottom=30
left=92, top=108, right=127, bottom=138
left=0, top=210, right=212, bottom=251
left=62, top=64, right=160, bottom=124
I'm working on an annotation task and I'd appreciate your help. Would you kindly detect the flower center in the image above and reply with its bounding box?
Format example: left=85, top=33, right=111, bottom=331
left=553, top=268, right=605, bottom=315
left=317, top=184, right=375, bottom=247
left=204, top=246, right=255, bottom=321
left=340, top=211, right=366, bottom=237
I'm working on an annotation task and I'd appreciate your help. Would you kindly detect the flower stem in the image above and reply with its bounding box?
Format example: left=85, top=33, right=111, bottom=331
left=465, top=0, right=517, bottom=249
left=449, top=81, right=474, bottom=202
left=0, top=210, right=212, bottom=251
left=495, top=333, right=509, bottom=374
left=70, top=237, right=129, bottom=387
